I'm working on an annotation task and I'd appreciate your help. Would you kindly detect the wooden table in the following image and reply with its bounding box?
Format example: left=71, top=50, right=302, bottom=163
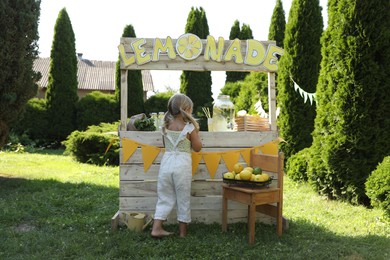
left=221, top=183, right=284, bottom=244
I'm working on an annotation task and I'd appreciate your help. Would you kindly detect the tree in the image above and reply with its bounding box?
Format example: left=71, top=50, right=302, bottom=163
left=0, top=0, right=41, bottom=147
left=225, top=21, right=253, bottom=83
left=115, top=24, right=144, bottom=117
left=45, top=8, right=78, bottom=142
left=180, top=7, right=213, bottom=129
left=268, top=0, right=286, bottom=49
left=308, top=0, right=390, bottom=205
left=276, top=0, right=323, bottom=159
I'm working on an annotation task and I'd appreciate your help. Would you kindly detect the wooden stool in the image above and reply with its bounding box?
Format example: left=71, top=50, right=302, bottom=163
left=221, top=152, right=285, bottom=244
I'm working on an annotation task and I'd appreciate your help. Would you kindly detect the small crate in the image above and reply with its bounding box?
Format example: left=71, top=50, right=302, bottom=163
left=235, top=115, right=270, bottom=132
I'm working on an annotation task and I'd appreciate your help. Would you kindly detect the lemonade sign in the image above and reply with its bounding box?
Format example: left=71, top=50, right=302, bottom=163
left=118, top=33, right=284, bottom=72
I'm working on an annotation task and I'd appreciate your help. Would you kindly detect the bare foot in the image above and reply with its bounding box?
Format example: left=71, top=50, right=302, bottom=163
left=151, top=229, right=174, bottom=238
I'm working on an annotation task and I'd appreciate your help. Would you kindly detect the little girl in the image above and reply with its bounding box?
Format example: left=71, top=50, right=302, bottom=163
left=151, top=93, right=202, bottom=238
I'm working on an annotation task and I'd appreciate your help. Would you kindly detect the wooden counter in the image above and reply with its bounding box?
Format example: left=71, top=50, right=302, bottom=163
left=112, top=130, right=279, bottom=228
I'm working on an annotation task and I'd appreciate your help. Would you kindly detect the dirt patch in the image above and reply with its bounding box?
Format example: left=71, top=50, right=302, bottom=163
left=15, top=223, right=36, bottom=232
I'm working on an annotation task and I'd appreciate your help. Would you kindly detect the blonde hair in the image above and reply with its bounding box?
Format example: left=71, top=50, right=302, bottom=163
left=164, top=93, right=199, bottom=130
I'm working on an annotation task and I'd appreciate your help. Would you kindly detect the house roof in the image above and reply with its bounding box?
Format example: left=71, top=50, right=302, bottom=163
left=34, top=56, right=154, bottom=92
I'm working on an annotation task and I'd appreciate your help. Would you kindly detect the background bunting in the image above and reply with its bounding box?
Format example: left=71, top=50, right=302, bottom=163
left=291, top=77, right=316, bottom=105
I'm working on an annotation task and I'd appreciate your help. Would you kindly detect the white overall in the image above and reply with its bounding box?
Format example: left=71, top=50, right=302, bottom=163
left=154, top=123, right=195, bottom=223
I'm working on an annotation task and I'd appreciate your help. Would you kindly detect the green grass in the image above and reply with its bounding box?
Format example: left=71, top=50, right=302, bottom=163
left=0, top=150, right=389, bottom=259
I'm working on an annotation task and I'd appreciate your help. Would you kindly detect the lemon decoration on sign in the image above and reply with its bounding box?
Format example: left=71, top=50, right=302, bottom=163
left=176, top=33, right=203, bottom=60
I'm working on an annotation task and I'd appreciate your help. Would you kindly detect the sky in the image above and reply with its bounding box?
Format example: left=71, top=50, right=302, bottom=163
left=38, top=0, right=328, bottom=99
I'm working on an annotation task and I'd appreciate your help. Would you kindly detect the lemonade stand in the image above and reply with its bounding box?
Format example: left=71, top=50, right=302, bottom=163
left=112, top=34, right=284, bottom=229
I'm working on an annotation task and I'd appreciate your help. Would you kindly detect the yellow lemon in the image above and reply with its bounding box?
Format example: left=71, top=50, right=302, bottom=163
left=262, top=173, right=270, bottom=181
left=235, top=173, right=241, bottom=180
left=244, top=167, right=253, bottom=173
left=176, top=33, right=203, bottom=60
left=223, top=172, right=235, bottom=179
left=233, top=163, right=244, bottom=174
left=240, top=170, right=252, bottom=181
left=254, top=174, right=266, bottom=182
left=250, top=174, right=256, bottom=182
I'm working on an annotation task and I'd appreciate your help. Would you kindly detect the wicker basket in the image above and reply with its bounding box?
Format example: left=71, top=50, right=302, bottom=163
left=234, top=115, right=270, bottom=132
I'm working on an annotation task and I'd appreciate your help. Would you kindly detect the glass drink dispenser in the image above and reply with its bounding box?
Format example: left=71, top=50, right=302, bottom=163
left=212, top=95, right=235, bottom=131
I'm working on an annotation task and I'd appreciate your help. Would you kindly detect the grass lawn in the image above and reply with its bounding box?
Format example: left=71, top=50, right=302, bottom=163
left=0, top=150, right=389, bottom=259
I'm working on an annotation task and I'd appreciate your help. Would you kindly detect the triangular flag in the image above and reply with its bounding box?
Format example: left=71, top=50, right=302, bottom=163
left=294, top=81, right=299, bottom=91
left=308, top=93, right=314, bottom=105
left=303, top=91, right=308, bottom=103
left=221, top=150, right=241, bottom=172
left=259, top=141, right=278, bottom=155
left=203, top=152, right=221, bottom=179
left=122, top=138, right=139, bottom=163
left=241, top=148, right=252, bottom=165
left=298, top=87, right=304, bottom=98
left=191, top=152, right=203, bottom=176
left=141, top=144, right=161, bottom=172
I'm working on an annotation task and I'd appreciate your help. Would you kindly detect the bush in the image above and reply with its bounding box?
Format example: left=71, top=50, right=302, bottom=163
left=285, top=148, right=310, bottom=182
left=365, top=156, right=390, bottom=218
left=144, top=92, right=173, bottom=116
left=63, top=122, right=120, bottom=166
left=76, top=91, right=119, bottom=130
left=12, top=98, right=49, bottom=142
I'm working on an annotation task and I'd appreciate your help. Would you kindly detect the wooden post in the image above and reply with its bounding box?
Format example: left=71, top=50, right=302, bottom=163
left=268, top=72, right=277, bottom=131
left=120, top=69, right=128, bottom=131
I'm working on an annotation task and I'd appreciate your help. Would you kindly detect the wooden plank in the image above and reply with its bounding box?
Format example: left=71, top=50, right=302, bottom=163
left=120, top=70, right=128, bottom=131
left=117, top=209, right=275, bottom=225
left=120, top=38, right=276, bottom=53
left=251, top=154, right=279, bottom=173
left=119, top=131, right=278, bottom=148
left=119, top=38, right=278, bottom=72
left=120, top=164, right=231, bottom=181
left=111, top=210, right=120, bottom=231
left=121, top=147, right=253, bottom=164
left=120, top=180, right=223, bottom=197
left=120, top=196, right=251, bottom=211
left=268, top=72, right=277, bottom=131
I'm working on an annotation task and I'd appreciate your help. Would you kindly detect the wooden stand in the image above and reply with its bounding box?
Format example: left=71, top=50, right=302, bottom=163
left=221, top=152, right=286, bottom=244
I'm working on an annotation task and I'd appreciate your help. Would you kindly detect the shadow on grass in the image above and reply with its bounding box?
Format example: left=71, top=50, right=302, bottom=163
left=0, top=176, right=389, bottom=259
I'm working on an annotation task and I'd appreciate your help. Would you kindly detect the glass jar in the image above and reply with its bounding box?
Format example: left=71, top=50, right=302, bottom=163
left=150, top=112, right=158, bottom=131
left=212, top=95, right=235, bottom=131
left=158, top=112, right=165, bottom=130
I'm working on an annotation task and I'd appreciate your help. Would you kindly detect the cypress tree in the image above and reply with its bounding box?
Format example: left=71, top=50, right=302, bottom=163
left=225, top=22, right=253, bottom=83
left=277, top=0, right=323, bottom=159
left=115, top=24, right=144, bottom=117
left=308, top=0, right=390, bottom=205
left=180, top=7, right=213, bottom=129
left=45, top=8, right=78, bottom=142
left=268, top=0, right=286, bottom=49
left=0, top=0, right=41, bottom=147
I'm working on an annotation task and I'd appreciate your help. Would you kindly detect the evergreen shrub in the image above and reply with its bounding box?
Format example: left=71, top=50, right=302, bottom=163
left=144, top=92, right=172, bottom=115
left=12, top=98, right=49, bottom=142
left=365, top=156, right=390, bottom=218
left=63, top=122, right=120, bottom=166
left=285, top=148, right=311, bottom=182
left=76, top=91, right=119, bottom=130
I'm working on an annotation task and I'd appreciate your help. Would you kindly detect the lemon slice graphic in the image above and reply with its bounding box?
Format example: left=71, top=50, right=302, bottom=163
left=176, top=33, right=203, bottom=60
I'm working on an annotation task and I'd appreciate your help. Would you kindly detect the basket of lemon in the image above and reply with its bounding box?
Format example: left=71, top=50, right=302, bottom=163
left=222, top=164, right=272, bottom=188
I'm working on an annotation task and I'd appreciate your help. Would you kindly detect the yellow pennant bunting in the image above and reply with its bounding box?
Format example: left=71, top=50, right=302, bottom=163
left=191, top=152, right=203, bottom=176
left=141, top=144, right=161, bottom=172
left=259, top=141, right=278, bottom=155
left=122, top=138, right=139, bottom=163
left=202, top=153, right=221, bottom=179
left=221, top=150, right=241, bottom=172
left=241, top=148, right=253, bottom=165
